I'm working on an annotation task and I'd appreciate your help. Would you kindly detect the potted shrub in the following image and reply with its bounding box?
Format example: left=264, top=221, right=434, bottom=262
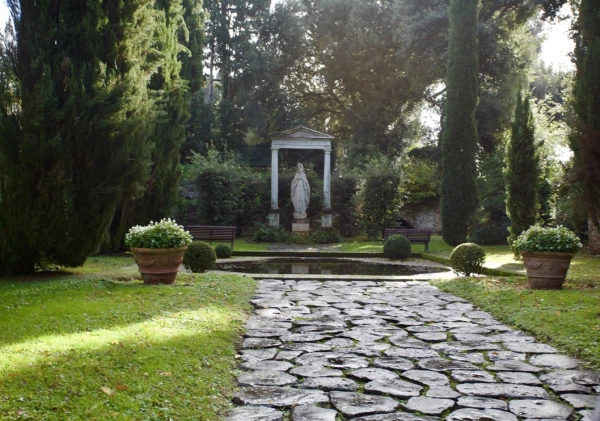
left=513, top=225, right=582, bottom=290
left=125, top=218, right=193, bottom=284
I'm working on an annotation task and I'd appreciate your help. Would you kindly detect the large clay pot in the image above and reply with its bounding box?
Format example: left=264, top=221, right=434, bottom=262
left=131, top=246, right=188, bottom=285
left=521, top=251, right=573, bottom=290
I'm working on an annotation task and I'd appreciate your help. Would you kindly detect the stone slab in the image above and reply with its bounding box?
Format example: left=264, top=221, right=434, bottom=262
left=364, top=379, right=423, bottom=398
left=238, top=370, right=298, bottom=387
left=372, top=356, right=415, bottom=371
left=290, top=405, right=337, bottom=421
left=330, top=391, right=400, bottom=417
left=233, top=387, right=329, bottom=407
left=226, top=406, right=284, bottom=421
left=457, top=396, right=508, bottom=410
left=404, top=397, right=455, bottom=415
left=560, top=394, right=598, bottom=409
left=447, top=408, right=517, bottom=421
left=451, top=370, right=496, bottom=383
left=300, top=376, right=358, bottom=391
left=508, top=399, right=573, bottom=418
left=496, top=371, right=541, bottom=385
left=503, top=342, right=558, bottom=354
left=456, top=383, right=549, bottom=399
left=348, top=367, right=399, bottom=382
left=529, top=354, right=580, bottom=369
left=402, top=369, right=450, bottom=386
left=352, top=414, right=438, bottom=421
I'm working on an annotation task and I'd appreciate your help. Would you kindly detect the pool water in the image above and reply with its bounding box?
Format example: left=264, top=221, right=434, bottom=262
left=215, top=258, right=449, bottom=276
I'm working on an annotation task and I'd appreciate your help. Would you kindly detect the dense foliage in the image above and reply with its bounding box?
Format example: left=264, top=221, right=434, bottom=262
left=383, top=235, right=412, bottom=260
left=513, top=225, right=583, bottom=254
left=125, top=219, right=192, bottom=249
left=505, top=92, right=540, bottom=246
left=331, top=172, right=362, bottom=237
left=310, top=229, right=342, bottom=244
left=470, top=148, right=510, bottom=245
left=252, top=224, right=291, bottom=243
left=450, top=243, right=486, bottom=276
left=183, top=241, right=217, bottom=272
left=0, top=0, right=168, bottom=274
left=440, top=0, right=480, bottom=246
left=359, top=156, right=402, bottom=239
left=571, top=0, right=600, bottom=252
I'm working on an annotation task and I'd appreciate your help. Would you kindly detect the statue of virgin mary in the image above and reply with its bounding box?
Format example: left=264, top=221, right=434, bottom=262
left=291, top=163, right=310, bottom=219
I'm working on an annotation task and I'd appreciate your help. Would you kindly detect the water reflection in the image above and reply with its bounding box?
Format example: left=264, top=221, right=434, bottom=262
left=216, top=259, right=448, bottom=276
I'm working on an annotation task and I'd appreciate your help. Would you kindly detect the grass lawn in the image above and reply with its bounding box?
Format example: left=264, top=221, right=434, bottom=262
left=0, top=256, right=256, bottom=421
left=435, top=276, right=600, bottom=370
left=427, top=237, right=600, bottom=370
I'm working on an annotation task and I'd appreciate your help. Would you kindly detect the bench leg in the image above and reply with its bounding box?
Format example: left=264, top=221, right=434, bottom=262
left=425, top=242, right=429, bottom=253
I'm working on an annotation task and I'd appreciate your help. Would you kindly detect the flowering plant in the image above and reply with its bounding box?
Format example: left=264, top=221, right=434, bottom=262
left=512, top=225, right=582, bottom=255
left=125, top=218, right=192, bottom=249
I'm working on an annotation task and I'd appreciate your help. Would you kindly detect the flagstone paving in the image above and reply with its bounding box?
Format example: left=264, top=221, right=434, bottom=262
left=227, top=279, right=600, bottom=421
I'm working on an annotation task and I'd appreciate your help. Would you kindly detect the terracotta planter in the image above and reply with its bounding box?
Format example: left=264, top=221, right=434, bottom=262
left=521, top=251, right=573, bottom=290
left=131, top=246, right=188, bottom=285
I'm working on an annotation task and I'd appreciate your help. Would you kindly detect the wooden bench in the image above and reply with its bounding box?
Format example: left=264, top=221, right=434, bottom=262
left=187, top=225, right=236, bottom=250
left=383, top=228, right=432, bottom=252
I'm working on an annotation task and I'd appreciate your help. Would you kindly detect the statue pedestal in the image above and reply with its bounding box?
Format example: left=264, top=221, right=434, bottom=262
left=268, top=209, right=280, bottom=227
left=322, top=209, right=333, bottom=228
left=292, top=218, right=310, bottom=236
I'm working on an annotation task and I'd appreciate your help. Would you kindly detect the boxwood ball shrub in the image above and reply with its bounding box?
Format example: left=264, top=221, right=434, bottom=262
left=450, top=243, right=486, bottom=276
left=183, top=241, right=216, bottom=273
left=215, top=244, right=232, bottom=259
left=383, top=235, right=411, bottom=259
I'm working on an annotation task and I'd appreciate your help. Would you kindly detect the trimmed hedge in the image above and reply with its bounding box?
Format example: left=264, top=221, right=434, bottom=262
left=450, top=243, right=486, bottom=276
left=183, top=241, right=216, bottom=273
left=383, top=235, right=411, bottom=259
left=215, top=244, right=232, bottom=258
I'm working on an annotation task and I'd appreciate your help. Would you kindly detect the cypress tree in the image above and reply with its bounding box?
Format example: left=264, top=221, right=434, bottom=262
left=103, top=0, right=195, bottom=252
left=133, top=0, right=191, bottom=229
left=180, top=0, right=208, bottom=159
left=505, top=92, right=539, bottom=245
left=571, top=0, right=600, bottom=252
left=0, top=0, right=160, bottom=274
left=441, top=0, right=480, bottom=246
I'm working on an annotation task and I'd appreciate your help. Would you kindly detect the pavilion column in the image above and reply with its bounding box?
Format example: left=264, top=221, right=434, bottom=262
left=323, top=148, right=331, bottom=210
left=268, top=147, right=280, bottom=227
left=322, top=148, right=333, bottom=227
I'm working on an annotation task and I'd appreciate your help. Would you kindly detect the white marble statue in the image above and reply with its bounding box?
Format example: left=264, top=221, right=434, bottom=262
left=291, top=163, right=310, bottom=219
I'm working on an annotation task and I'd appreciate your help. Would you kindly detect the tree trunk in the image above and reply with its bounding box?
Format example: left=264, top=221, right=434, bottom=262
left=588, top=215, right=600, bottom=254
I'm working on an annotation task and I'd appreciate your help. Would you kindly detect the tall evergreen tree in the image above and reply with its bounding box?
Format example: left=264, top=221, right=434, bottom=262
left=440, top=0, right=480, bottom=246
left=104, top=0, right=193, bottom=252
left=571, top=0, right=600, bottom=253
left=180, top=0, right=207, bottom=158
left=0, top=0, right=161, bottom=274
left=505, top=92, right=539, bottom=245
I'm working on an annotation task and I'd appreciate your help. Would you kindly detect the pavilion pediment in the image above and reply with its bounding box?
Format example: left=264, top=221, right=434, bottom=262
left=269, top=126, right=334, bottom=140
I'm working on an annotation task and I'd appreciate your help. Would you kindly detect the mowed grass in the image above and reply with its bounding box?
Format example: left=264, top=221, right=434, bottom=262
left=0, top=256, right=256, bottom=421
left=427, top=237, right=600, bottom=370
left=435, top=276, right=600, bottom=370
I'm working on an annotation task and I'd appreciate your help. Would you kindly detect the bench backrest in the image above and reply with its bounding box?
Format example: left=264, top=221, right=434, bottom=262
left=384, top=228, right=431, bottom=242
left=187, top=225, right=236, bottom=241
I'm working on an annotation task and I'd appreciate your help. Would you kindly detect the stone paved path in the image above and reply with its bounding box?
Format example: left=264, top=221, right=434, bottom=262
left=227, top=279, right=600, bottom=421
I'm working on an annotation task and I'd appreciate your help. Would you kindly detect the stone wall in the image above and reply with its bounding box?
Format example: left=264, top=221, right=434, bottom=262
left=401, top=204, right=442, bottom=233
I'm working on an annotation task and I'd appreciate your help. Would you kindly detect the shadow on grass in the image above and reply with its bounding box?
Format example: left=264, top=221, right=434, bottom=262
left=0, top=274, right=254, bottom=350
left=0, top=314, right=245, bottom=420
